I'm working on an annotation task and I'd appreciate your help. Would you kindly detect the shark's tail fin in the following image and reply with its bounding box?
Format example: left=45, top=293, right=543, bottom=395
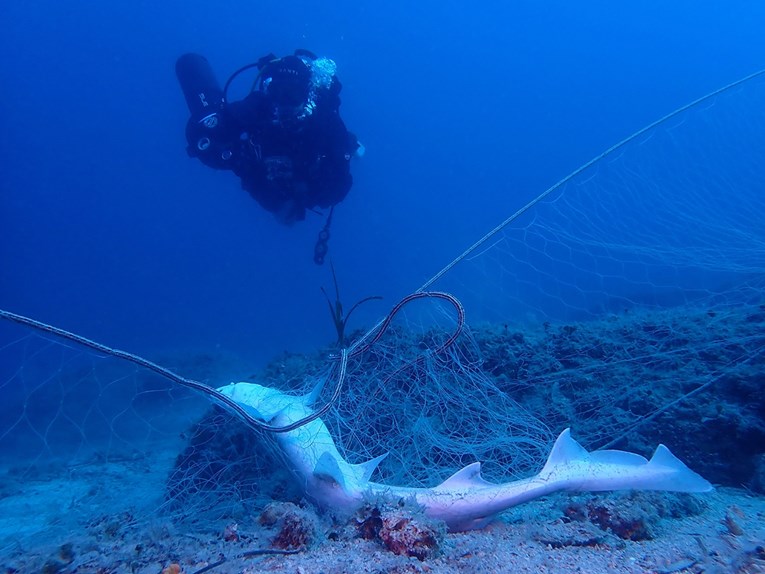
left=540, top=429, right=713, bottom=493
left=640, top=444, right=714, bottom=492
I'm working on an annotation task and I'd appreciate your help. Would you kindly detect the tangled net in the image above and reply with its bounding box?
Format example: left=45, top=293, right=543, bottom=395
left=2, top=69, right=765, bottom=555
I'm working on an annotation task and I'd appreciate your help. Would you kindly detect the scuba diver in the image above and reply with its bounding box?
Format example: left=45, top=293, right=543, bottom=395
left=175, top=50, right=363, bottom=264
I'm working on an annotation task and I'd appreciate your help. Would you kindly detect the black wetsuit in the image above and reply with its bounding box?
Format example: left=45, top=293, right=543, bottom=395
left=183, top=56, right=357, bottom=223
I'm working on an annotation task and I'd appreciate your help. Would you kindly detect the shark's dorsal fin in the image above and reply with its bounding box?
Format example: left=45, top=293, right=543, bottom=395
left=541, top=428, right=589, bottom=474
left=649, top=444, right=687, bottom=469
left=314, top=452, right=348, bottom=489
left=437, top=462, right=493, bottom=490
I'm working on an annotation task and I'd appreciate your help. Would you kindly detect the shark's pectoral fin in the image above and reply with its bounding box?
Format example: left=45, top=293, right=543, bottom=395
left=314, top=451, right=389, bottom=490
left=353, top=452, right=389, bottom=484
left=314, top=452, right=348, bottom=489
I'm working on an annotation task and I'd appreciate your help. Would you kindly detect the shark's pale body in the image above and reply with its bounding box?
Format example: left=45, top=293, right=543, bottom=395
left=218, top=381, right=712, bottom=532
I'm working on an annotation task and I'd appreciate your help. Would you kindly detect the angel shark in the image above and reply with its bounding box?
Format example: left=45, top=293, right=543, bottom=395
left=217, top=381, right=713, bottom=532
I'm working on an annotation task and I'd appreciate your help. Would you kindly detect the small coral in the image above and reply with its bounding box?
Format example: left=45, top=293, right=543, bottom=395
left=39, top=543, right=76, bottom=574
left=258, top=502, right=321, bottom=550
left=563, top=497, right=651, bottom=541
left=586, top=502, right=651, bottom=541
left=223, top=522, right=239, bottom=542
left=356, top=506, right=444, bottom=561
left=562, top=492, right=705, bottom=541
left=723, top=506, right=745, bottom=536
left=161, top=564, right=181, bottom=574
left=357, top=506, right=384, bottom=540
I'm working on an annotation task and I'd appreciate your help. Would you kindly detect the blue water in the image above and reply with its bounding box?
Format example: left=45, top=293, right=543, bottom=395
left=2, top=1, right=765, bottom=365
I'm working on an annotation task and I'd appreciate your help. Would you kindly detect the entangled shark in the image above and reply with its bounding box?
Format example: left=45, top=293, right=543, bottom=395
left=217, top=381, right=713, bottom=532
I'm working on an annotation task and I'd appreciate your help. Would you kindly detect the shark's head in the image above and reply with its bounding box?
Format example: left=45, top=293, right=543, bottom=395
left=217, top=382, right=300, bottom=422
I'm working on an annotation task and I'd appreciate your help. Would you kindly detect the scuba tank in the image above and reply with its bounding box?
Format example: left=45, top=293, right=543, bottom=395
left=175, top=53, right=224, bottom=120
left=175, top=53, right=234, bottom=168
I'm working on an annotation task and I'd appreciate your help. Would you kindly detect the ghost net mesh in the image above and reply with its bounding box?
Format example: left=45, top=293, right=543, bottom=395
left=2, top=71, right=765, bottom=567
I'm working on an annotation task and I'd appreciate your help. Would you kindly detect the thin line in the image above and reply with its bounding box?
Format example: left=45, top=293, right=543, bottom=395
left=418, top=68, right=765, bottom=292
left=0, top=308, right=346, bottom=434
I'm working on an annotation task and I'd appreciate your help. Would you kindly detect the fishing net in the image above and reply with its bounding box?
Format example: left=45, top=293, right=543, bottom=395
left=2, top=70, right=765, bottom=563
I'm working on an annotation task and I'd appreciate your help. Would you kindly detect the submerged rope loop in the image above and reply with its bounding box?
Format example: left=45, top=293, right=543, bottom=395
left=345, top=291, right=465, bottom=358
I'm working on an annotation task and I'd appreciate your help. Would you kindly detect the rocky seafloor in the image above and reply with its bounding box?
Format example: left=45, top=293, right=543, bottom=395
left=1, top=301, right=764, bottom=573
